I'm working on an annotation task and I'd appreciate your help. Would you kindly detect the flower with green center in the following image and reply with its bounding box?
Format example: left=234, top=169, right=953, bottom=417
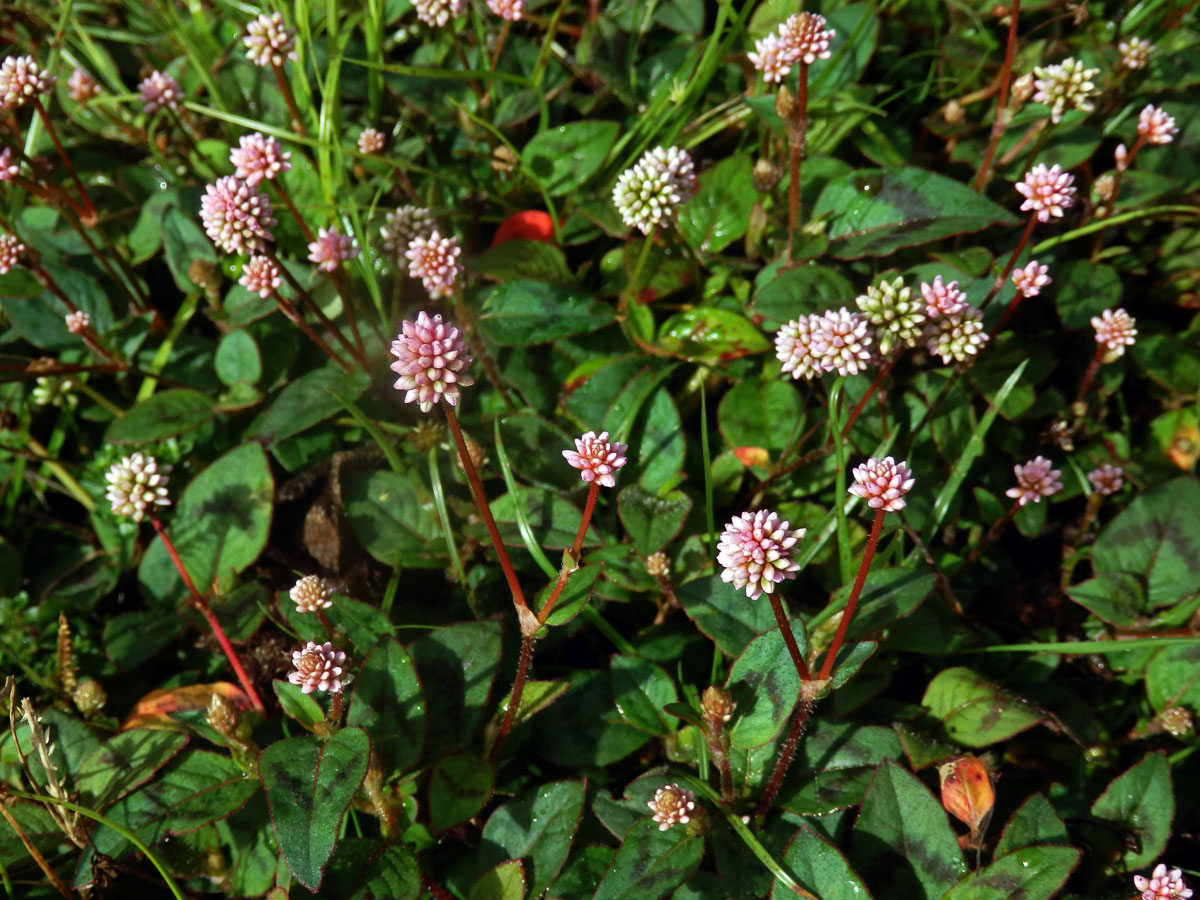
left=1032, top=58, right=1099, bottom=124
left=855, top=276, right=925, bottom=355
left=925, top=306, right=988, bottom=365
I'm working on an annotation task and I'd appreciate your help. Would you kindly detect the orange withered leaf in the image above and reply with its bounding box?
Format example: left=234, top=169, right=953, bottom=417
left=123, top=681, right=249, bottom=730
left=938, top=754, right=994, bottom=835
left=733, top=446, right=770, bottom=468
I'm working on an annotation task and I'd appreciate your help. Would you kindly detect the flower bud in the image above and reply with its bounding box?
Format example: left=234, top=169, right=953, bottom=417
left=701, top=685, right=734, bottom=725
left=207, top=692, right=240, bottom=736
left=72, top=679, right=106, bottom=715
left=774, top=84, right=796, bottom=120
left=752, top=158, right=781, bottom=193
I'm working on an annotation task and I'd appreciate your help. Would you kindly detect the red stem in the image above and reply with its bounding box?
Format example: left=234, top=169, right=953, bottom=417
left=149, top=516, right=265, bottom=712
left=972, top=0, right=1020, bottom=191
left=966, top=500, right=1020, bottom=563
left=841, top=354, right=900, bottom=438
left=980, top=214, right=1038, bottom=315
left=273, top=64, right=307, bottom=137
left=768, top=591, right=811, bottom=681
left=33, top=100, right=97, bottom=224
left=754, top=697, right=814, bottom=819
left=817, top=507, right=885, bottom=682
left=785, top=62, right=810, bottom=262
left=536, top=481, right=599, bottom=626
left=490, top=633, right=534, bottom=761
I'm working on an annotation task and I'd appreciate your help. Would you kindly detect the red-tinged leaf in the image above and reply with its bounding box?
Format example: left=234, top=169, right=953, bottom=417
left=122, top=682, right=250, bottom=730
left=938, top=754, right=995, bottom=835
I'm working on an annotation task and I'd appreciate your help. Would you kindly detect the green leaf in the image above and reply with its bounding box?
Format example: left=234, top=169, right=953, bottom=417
left=824, top=567, right=935, bottom=639
left=138, top=443, right=274, bottom=605
left=215, top=329, right=263, bottom=386
left=562, top=355, right=676, bottom=438
left=347, top=844, right=421, bottom=900
left=1092, top=477, right=1200, bottom=609
left=342, top=468, right=445, bottom=567
left=777, top=766, right=876, bottom=816
left=2, top=264, right=113, bottom=349
left=535, top=564, right=601, bottom=627
left=618, top=485, right=691, bottom=555
left=717, top=378, right=803, bottom=456
left=430, top=753, right=494, bottom=831
left=260, top=728, right=371, bottom=891
left=750, top=265, right=856, bottom=331
left=162, top=206, right=218, bottom=293
left=922, top=667, right=1045, bottom=748
left=274, top=680, right=326, bottom=732
left=829, top=641, right=877, bottom=689
left=851, top=759, right=967, bottom=900
left=1090, top=751, right=1174, bottom=869
left=529, top=670, right=650, bottom=767
left=940, top=846, right=1080, bottom=900
left=477, top=281, right=614, bottom=346
left=726, top=622, right=805, bottom=749
left=347, top=638, right=425, bottom=774
left=467, top=241, right=575, bottom=287
left=775, top=825, right=869, bottom=900
left=469, top=859, right=526, bottom=900
left=994, top=793, right=1068, bottom=857
left=411, top=619, right=503, bottom=757
left=591, top=819, right=703, bottom=900
left=677, top=575, right=776, bottom=657
left=813, top=167, right=1019, bottom=259
left=477, top=780, right=585, bottom=900
left=487, top=487, right=599, bottom=550
left=497, top=413, right=580, bottom=490
left=521, top=120, right=619, bottom=196
left=1065, top=572, right=1145, bottom=626
left=105, top=388, right=216, bottom=444
left=281, top=593, right=396, bottom=656
left=677, top=155, right=755, bottom=253
left=247, top=365, right=370, bottom=446
left=633, top=386, right=686, bottom=493
left=609, top=654, right=678, bottom=734
left=656, top=308, right=770, bottom=364
left=1146, top=643, right=1200, bottom=712
left=75, top=730, right=188, bottom=810
left=103, top=610, right=182, bottom=669
left=1055, top=260, right=1122, bottom=329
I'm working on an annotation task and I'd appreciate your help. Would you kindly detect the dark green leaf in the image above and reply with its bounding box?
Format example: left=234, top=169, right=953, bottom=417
left=477, top=780, right=585, bottom=900
left=619, top=485, right=691, bottom=555
left=477, top=281, right=613, bottom=346
left=106, top=388, right=216, bottom=444
left=922, top=667, right=1045, bottom=748
left=412, top=619, right=503, bottom=757
left=750, top=264, right=856, bottom=331
left=530, top=670, right=650, bottom=767
left=994, top=793, right=1069, bottom=857
left=487, top=487, right=598, bottom=550
left=535, top=564, right=601, bottom=627
left=1055, top=261, right=1121, bottom=329
left=430, top=753, right=494, bottom=831
left=1090, top=751, right=1173, bottom=869
left=656, top=308, right=770, bottom=364
left=247, top=365, right=370, bottom=446
left=941, top=846, right=1080, bottom=900
left=342, top=468, right=445, bottom=566
left=677, top=575, right=776, bottom=657
left=467, top=240, right=575, bottom=287
left=103, top=610, right=182, bottom=669
left=726, top=621, right=806, bottom=749
left=677, top=155, right=755, bottom=253
left=347, top=638, right=425, bottom=773
left=777, top=766, right=876, bottom=816
left=497, top=413, right=580, bottom=490
left=633, top=386, right=686, bottom=493
left=1065, top=572, right=1145, bottom=626
left=562, top=355, right=676, bottom=438
left=829, top=641, right=877, bottom=689
left=469, top=859, right=526, bottom=900
left=717, top=378, right=803, bottom=455
left=76, top=730, right=188, bottom=809
left=610, top=654, right=678, bottom=734
left=521, top=120, right=619, bottom=196
left=827, top=568, right=936, bottom=638
left=274, top=680, right=326, bottom=731
left=1146, top=644, right=1200, bottom=712
left=215, top=329, right=262, bottom=386
left=774, top=825, right=869, bottom=900
left=162, top=207, right=217, bottom=293
left=592, top=819, right=703, bottom=900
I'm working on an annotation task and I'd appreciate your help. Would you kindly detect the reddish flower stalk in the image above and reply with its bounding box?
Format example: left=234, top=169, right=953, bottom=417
left=272, top=64, right=307, bottom=136
left=149, top=515, right=265, bottom=712
left=786, top=61, right=810, bottom=262
left=840, top=353, right=901, bottom=438
left=817, top=507, right=884, bottom=681
left=972, top=0, right=1021, bottom=191
left=489, top=632, right=534, bottom=762
left=980, top=214, right=1037, bottom=314
left=966, top=500, right=1019, bottom=563
left=755, top=695, right=815, bottom=820
left=769, top=592, right=811, bottom=681
left=535, top=481, right=598, bottom=626
left=32, top=99, right=98, bottom=225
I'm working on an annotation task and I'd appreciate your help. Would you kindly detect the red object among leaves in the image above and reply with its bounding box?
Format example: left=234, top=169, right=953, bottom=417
left=492, top=210, right=557, bottom=246
left=938, top=754, right=995, bottom=836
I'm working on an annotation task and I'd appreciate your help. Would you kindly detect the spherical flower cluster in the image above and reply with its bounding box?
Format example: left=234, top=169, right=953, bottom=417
left=647, top=784, right=694, bottom=831
left=67, top=68, right=99, bottom=103
left=308, top=226, right=360, bottom=272
left=1032, top=57, right=1099, bottom=124
left=920, top=276, right=968, bottom=318
left=645, top=551, right=670, bottom=578
left=775, top=314, right=822, bottom=381
left=33, top=376, right=77, bottom=409
left=1091, top=308, right=1137, bottom=359
left=389, top=311, right=475, bottom=412
left=563, top=431, right=628, bottom=489
left=752, top=158, right=781, bottom=193
left=200, top=176, right=277, bottom=255
left=856, top=276, right=925, bottom=355
left=487, top=0, right=524, bottom=21
left=381, top=205, right=435, bottom=261
left=243, top=13, right=298, bottom=68
left=238, top=255, right=281, bottom=298
left=700, top=685, right=734, bottom=723
left=811, top=307, right=874, bottom=376
left=1137, top=105, right=1178, bottom=145
left=0, top=234, right=24, bottom=274
left=0, top=146, right=17, bottom=182
left=749, top=12, right=834, bottom=83
left=0, top=55, right=56, bottom=109
left=1005, top=456, right=1062, bottom=506
left=1011, top=260, right=1052, bottom=297
left=925, top=306, right=987, bottom=365
left=717, top=509, right=806, bottom=600
left=230, top=132, right=292, bottom=186
left=406, top=229, right=462, bottom=299
left=1160, top=707, right=1193, bottom=737
left=612, top=146, right=697, bottom=235
left=1118, top=37, right=1152, bottom=71
left=290, top=575, right=335, bottom=613
left=1087, top=463, right=1124, bottom=496
left=848, top=456, right=915, bottom=512
left=1134, top=864, right=1192, bottom=900
left=105, top=453, right=171, bottom=522
left=288, top=641, right=346, bottom=694
left=1016, top=163, right=1076, bottom=223
left=138, top=70, right=182, bottom=115
left=65, top=311, right=90, bottom=334
left=357, top=128, right=385, bottom=154
left=413, top=0, right=466, bottom=27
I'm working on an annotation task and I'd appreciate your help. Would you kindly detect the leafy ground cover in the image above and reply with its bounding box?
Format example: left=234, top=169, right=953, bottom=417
left=1, top=0, right=1199, bottom=898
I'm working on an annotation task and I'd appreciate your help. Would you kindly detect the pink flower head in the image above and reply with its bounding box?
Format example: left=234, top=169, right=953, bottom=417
left=1137, top=105, right=1178, bottom=145
left=648, top=784, right=694, bottom=831
left=1005, top=456, right=1062, bottom=506
left=563, top=431, right=628, bottom=488
left=243, top=13, right=298, bottom=68
left=1015, top=163, right=1076, bottom=222
left=750, top=12, right=834, bottom=83
left=389, top=311, right=475, bottom=412
left=717, top=509, right=806, bottom=600
left=406, top=229, right=462, bottom=300
left=0, top=146, right=17, bottom=181
left=748, top=34, right=791, bottom=84
left=1091, top=308, right=1137, bottom=358
left=105, top=453, right=171, bottom=522
left=238, top=255, right=281, bottom=298
left=920, top=276, right=967, bottom=318
left=811, top=307, right=874, bottom=376
left=1115, top=143, right=1129, bottom=172
left=1134, top=864, right=1193, bottom=900
left=308, top=226, right=359, bottom=272
left=230, top=132, right=292, bottom=186
left=357, top=128, right=385, bottom=154
left=0, top=55, right=56, bottom=109
left=1087, top=463, right=1124, bottom=496
left=1119, top=37, right=1152, bottom=71
left=67, top=68, right=99, bottom=103
left=0, top=234, right=24, bottom=274
left=138, top=70, right=182, bottom=115
left=775, top=314, right=822, bottom=381
left=289, top=575, right=335, bottom=613
left=65, top=311, right=90, bottom=334
left=413, top=0, right=466, bottom=27
left=288, top=641, right=346, bottom=694
left=1011, top=260, right=1051, bottom=297
left=848, top=456, right=915, bottom=512
left=487, top=0, right=524, bottom=20
left=200, top=176, right=276, bottom=255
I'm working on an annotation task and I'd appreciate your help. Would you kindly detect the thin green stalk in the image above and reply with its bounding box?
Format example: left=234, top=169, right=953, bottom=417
left=381, top=564, right=402, bottom=617
left=700, top=376, right=716, bottom=562
left=978, top=637, right=1200, bottom=654
left=326, top=388, right=402, bottom=473
left=137, top=293, right=199, bottom=401
left=492, top=418, right=556, bottom=579
left=428, top=446, right=474, bottom=617
left=828, top=378, right=853, bottom=584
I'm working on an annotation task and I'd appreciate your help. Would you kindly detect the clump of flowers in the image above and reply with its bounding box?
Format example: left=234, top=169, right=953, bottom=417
left=1087, top=463, right=1124, bottom=496
left=1011, top=260, right=1052, bottom=297
left=1032, top=57, right=1099, bottom=124
left=612, top=146, right=697, bottom=235
left=65, top=311, right=90, bottom=334
left=243, top=12, right=298, bottom=68
left=920, top=276, right=967, bottom=318
left=389, top=311, right=474, bottom=412
left=748, top=12, right=834, bottom=83
left=0, top=55, right=56, bottom=109
left=138, top=70, right=182, bottom=115
left=775, top=314, right=822, bottom=381
left=67, top=68, right=98, bottom=103
left=647, top=784, right=694, bottom=831
left=290, top=575, right=335, bottom=613
left=811, top=308, right=874, bottom=376
left=105, top=453, right=171, bottom=522
left=1006, top=456, right=1062, bottom=506
left=357, top=128, right=385, bottom=154
left=717, top=510, right=806, bottom=600
left=1134, top=864, right=1192, bottom=900
left=381, top=205, right=435, bottom=261
left=848, top=456, right=915, bottom=512
left=925, top=307, right=987, bottom=365
left=1137, top=105, right=1178, bottom=145
left=487, top=0, right=524, bottom=21
left=230, top=132, right=292, bottom=186
left=0, top=234, right=25, bottom=274
left=563, top=431, right=628, bottom=488
left=1118, top=37, right=1152, bottom=71
left=856, top=276, right=925, bottom=354
left=1091, top=308, right=1137, bottom=360
left=645, top=552, right=670, bottom=578
left=413, top=0, right=466, bottom=28
left=200, top=176, right=277, bottom=255
left=308, top=226, right=360, bottom=272
left=406, top=229, right=462, bottom=299
left=288, top=641, right=346, bottom=694
left=238, top=255, right=281, bottom=298
left=0, top=147, right=17, bottom=181
left=1016, top=163, right=1076, bottom=222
